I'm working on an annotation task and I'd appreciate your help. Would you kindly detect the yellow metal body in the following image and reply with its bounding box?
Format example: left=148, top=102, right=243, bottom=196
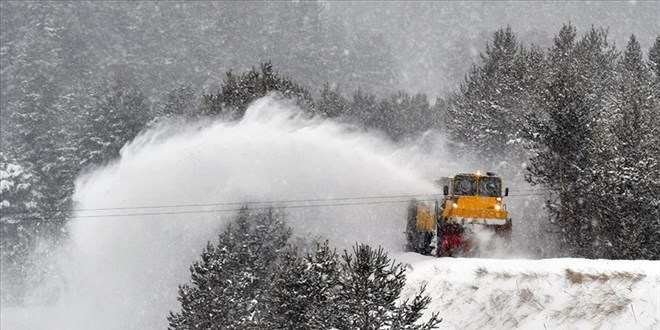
left=415, top=173, right=509, bottom=231
left=415, top=202, right=436, bottom=231
left=441, top=195, right=508, bottom=225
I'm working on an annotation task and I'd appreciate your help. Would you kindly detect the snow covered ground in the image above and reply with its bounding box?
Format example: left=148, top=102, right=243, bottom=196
left=3, top=255, right=658, bottom=330
left=397, top=254, right=660, bottom=330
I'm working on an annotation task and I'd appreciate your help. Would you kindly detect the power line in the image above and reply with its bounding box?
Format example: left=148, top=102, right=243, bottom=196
left=0, top=193, right=444, bottom=215
left=0, top=190, right=552, bottom=216
left=69, top=199, right=424, bottom=220
left=508, top=192, right=551, bottom=197
left=4, top=198, right=432, bottom=221
left=510, top=188, right=556, bottom=192
left=1, top=191, right=552, bottom=221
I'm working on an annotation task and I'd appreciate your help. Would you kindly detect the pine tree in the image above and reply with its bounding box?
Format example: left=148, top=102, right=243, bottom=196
left=598, top=35, right=660, bottom=259
left=316, top=83, right=350, bottom=118
left=335, top=244, right=442, bottom=330
left=156, top=84, right=198, bottom=119
left=347, top=89, right=379, bottom=127
left=75, top=75, right=152, bottom=169
left=0, top=155, right=40, bottom=304
left=526, top=25, right=618, bottom=257
left=648, top=36, right=660, bottom=81
left=266, top=243, right=442, bottom=329
left=201, top=62, right=314, bottom=118
left=368, top=91, right=433, bottom=140
left=264, top=241, right=342, bottom=329
left=168, top=207, right=292, bottom=330
left=3, top=74, right=81, bottom=303
left=447, top=26, right=534, bottom=161
left=170, top=221, right=442, bottom=329
left=6, top=75, right=78, bottom=238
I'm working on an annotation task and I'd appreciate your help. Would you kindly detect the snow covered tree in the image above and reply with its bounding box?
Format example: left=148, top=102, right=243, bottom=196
left=526, top=25, right=587, bottom=256
left=5, top=75, right=78, bottom=237
left=526, top=25, right=619, bottom=258
left=612, top=35, right=656, bottom=163
left=264, top=241, right=343, bottom=329
left=155, top=84, right=198, bottom=119
left=0, top=157, right=40, bottom=219
left=201, top=62, right=314, bottom=118
left=265, top=242, right=441, bottom=329
left=74, top=74, right=152, bottom=168
left=346, top=89, right=379, bottom=127
left=168, top=207, right=292, bottom=330
left=368, top=91, right=434, bottom=140
left=596, top=35, right=660, bottom=259
left=315, top=83, right=350, bottom=118
left=447, top=26, right=538, bottom=161
left=325, top=87, right=439, bottom=141
left=648, top=36, right=660, bottom=81
left=169, top=214, right=441, bottom=329
left=335, top=244, right=442, bottom=330
left=0, top=155, right=41, bottom=304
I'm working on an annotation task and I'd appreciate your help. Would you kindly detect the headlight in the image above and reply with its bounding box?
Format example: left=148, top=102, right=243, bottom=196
left=494, top=204, right=501, bottom=211
left=496, top=197, right=502, bottom=201
left=452, top=203, right=458, bottom=208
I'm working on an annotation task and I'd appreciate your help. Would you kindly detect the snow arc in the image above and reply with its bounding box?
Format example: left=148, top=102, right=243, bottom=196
left=49, top=95, right=449, bottom=329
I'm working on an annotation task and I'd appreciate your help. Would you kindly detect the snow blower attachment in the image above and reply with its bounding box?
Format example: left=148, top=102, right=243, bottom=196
left=406, top=172, right=512, bottom=256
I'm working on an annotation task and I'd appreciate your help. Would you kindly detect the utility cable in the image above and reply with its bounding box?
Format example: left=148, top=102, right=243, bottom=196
left=1, top=191, right=552, bottom=221
left=0, top=193, right=444, bottom=215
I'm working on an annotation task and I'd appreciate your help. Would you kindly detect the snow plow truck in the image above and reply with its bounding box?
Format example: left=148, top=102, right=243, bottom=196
left=406, top=171, right=511, bottom=256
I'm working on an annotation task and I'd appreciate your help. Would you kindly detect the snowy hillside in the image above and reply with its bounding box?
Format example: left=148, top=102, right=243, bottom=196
left=397, top=254, right=660, bottom=330
left=3, top=255, right=658, bottom=329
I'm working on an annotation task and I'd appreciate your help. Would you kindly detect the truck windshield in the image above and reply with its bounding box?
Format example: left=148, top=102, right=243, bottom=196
left=454, top=175, right=477, bottom=195
left=478, top=177, right=501, bottom=197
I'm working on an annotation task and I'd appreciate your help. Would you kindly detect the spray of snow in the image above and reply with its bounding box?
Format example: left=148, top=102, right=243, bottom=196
left=466, top=225, right=517, bottom=259
left=12, top=96, right=466, bottom=329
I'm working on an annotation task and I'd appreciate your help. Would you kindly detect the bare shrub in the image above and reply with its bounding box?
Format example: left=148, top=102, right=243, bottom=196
left=565, top=268, right=645, bottom=284
left=519, top=288, right=534, bottom=303
left=475, top=267, right=488, bottom=277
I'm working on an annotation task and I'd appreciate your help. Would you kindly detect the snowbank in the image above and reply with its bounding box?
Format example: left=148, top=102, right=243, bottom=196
left=397, top=254, right=659, bottom=329
left=3, top=255, right=658, bottom=329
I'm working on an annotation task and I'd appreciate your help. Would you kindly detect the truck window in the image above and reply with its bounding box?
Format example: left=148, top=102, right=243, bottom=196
left=478, top=177, right=501, bottom=197
left=454, top=175, right=477, bottom=195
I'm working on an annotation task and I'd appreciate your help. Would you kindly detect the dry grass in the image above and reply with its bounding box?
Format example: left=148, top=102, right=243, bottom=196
left=496, top=271, right=514, bottom=279
left=519, top=288, right=534, bottom=303
left=475, top=266, right=539, bottom=280
left=554, top=271, right=639, bottom=326
left=475, top=267, right=488, bottom=277
left=475, top=266, right=513, bottom=278
left=565, top=268, right=646, bottom=284
left=519, top=271, right=543, bottom=280
left=565, top=268, right=585, bottom=284
left=517, top=287, right=546, bottom=311
left=552, top=291, right=631, bottom=321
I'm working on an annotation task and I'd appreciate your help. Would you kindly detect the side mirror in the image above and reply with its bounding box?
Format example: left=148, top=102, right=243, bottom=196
left=443, top=186, right=449, bottom=196
left=504, top=187, right=509, bottom=197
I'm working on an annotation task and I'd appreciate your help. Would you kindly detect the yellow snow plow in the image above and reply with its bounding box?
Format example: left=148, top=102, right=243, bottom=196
left=406, top=172, right=512, bottom=256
